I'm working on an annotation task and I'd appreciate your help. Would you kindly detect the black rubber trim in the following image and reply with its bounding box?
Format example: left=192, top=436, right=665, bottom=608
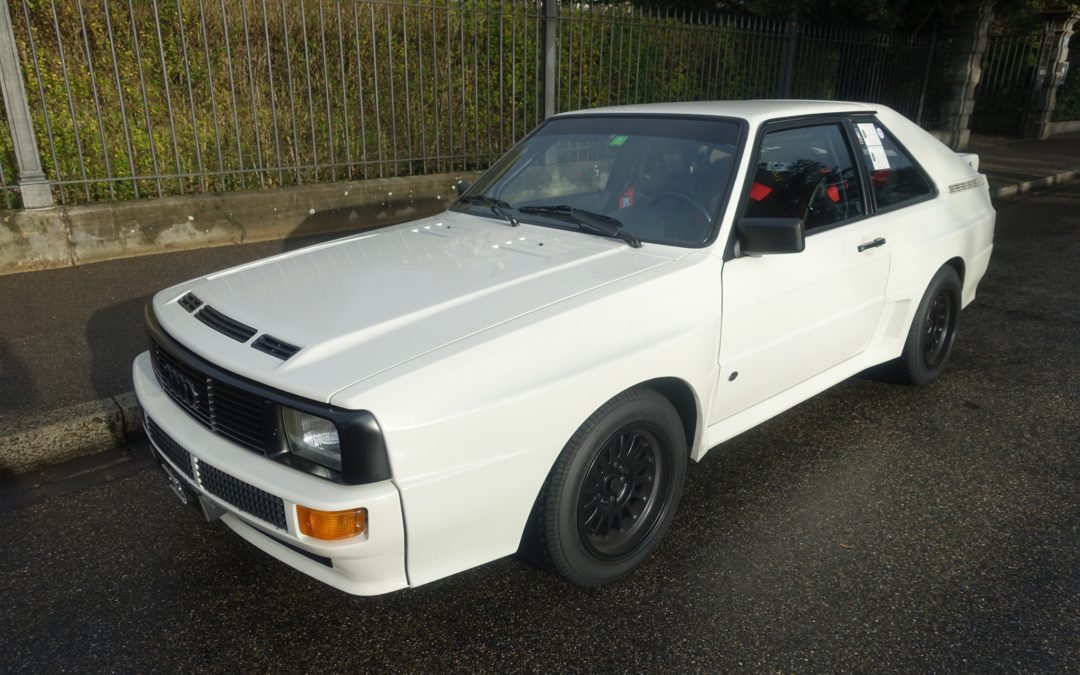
left=178, top=292, right=203, bottom=313
left=146, top=304, right=392, bottom=486
left=252, top=334, right=301, bottom=360
left=249, top=526, right=334, bottom=568
left=195, top=305, right=258, bottom=342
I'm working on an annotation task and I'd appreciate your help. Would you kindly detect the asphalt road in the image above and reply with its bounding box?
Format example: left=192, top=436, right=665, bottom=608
left=2, top=184, right=1078, bottom=672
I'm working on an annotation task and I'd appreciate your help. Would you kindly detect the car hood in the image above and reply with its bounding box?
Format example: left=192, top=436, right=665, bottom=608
left=153, top=211, right=682, bottom=402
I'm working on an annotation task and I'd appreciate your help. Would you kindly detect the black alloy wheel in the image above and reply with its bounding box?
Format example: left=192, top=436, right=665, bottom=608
left=887, top=264, right=962, bottom=386
left=923, top=288, right=955, bottom=369
left=520, top=388, right=687, bottom=586
left=577, top=424, right=668, bottom=561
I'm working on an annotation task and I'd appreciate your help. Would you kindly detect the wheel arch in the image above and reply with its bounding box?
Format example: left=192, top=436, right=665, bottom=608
left=638, top=376, right=700, bottom=456
left=944, top=256, right=965, bottom=285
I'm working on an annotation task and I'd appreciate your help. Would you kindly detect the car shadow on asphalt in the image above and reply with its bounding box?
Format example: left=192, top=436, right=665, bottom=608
left=0, top=337, right=37, bottom=422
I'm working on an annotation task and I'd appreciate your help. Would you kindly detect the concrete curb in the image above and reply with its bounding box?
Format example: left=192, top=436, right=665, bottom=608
left=0, top=171, right=481, bottom=277
left=6, top=168, right=1080, bottom=475
left=991, top=168, right=1080, bottom=200
left=0, top=392, right=142, bottom=474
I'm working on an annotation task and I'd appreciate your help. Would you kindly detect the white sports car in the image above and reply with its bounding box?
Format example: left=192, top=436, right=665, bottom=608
left=133, top=100, right=995, bottom=595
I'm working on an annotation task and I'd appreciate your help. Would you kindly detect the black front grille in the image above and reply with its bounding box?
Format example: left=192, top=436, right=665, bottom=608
left=150, top=338, right=268, bottom=454
left=146, top=416, right=194, bottom=479
left=145, top=414, right=287, bottom=530
left=195, top=305, right=257, bottom=342
left=198, top=462, right=287, bottom=529
left=252, top=334, right=301, bottom=360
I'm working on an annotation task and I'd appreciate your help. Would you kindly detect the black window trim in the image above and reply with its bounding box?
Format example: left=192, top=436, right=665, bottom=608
left=723, top=112, right=874, bottom=260
left=847, top=113, right=939, bottom=215
left=453, top=112, right=750, bottom=249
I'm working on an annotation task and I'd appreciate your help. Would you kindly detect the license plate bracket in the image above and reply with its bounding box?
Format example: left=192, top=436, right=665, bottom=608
left=160, top=460, right=193, bottom=506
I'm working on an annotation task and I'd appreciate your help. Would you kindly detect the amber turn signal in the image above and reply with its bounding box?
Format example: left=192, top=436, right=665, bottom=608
left=297, top=505, right=367, bottom=540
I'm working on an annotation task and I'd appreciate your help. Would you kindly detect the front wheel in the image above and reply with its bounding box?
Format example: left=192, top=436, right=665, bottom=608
left=522, top=388, right=687, bottom=586
left=889, top=265, right=962, bottom=385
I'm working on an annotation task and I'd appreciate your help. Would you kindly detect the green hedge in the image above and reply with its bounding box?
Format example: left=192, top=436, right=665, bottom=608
left=1, top=0, right=933, bottom=206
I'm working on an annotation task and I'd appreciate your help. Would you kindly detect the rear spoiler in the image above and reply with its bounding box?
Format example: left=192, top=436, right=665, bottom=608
left=956, top=152, right=979, bottom=171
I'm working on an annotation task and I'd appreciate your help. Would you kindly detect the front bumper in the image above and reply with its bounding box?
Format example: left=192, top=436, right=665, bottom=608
left=133, top=351, right=409, bottom=596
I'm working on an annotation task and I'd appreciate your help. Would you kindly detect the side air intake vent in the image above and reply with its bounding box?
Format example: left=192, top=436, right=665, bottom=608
left=178, top=292, right=202, bottom=313
left=252, top=334, right=301, bottom=360
left=195, top=305, right=257, bottom=342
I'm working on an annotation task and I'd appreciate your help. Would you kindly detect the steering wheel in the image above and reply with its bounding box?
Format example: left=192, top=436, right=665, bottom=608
left=650, top=191, right=712, bottom=222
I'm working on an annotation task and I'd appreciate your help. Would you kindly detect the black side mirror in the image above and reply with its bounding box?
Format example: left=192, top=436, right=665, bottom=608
left=736, top=218, right=805, bottom=255
left=455, top=179, right=472, bottom=197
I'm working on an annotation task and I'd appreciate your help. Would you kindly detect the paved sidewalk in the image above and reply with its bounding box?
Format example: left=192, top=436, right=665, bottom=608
left=2, top=132, right=1078, bottom=472
left=970, top=131, right=1080, bottom=197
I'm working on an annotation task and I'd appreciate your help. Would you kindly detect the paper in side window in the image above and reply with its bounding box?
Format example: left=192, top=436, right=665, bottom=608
left=857, top=122, right=891, bottom=170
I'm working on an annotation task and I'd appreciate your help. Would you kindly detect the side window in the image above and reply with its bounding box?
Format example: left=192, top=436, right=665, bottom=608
left=743, top=124, right=865, bottom=231
left=852, top=120, right=934, bottom=209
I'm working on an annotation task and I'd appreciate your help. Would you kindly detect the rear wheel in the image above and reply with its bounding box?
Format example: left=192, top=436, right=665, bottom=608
left=889, top=265, right=962, bottom=385
left=521, top=388, right=687, bottom=586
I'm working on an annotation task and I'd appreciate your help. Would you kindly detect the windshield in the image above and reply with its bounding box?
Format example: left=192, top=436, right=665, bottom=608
left=452, top=115, right=742, bottom=247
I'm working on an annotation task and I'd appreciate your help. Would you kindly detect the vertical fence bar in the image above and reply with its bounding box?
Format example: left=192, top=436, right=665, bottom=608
left=265, top=0, right=285, bottom=183
left=245, top=0, right=270, bottom=187
left=915, top=26, right=937, bottom=125
left=280, top=0, right=301, bottom=183
left=335, top=1, right=351, bottom=178
left=779, top=18, right=797, bottom=97
left=174, top=0, right=205, bottom=192
left=51, top=0, right=92, bottom=200
left=220, top=0, right=247, bottom=190
left=197, top=0, right=226, bottom=191
left=1, top=0, right=53, bottom=206
left=297, top=0, right=318, bottom=180
left=542, top=0, right=556, bottom=118
left=102, top=0, right=138, bottom=198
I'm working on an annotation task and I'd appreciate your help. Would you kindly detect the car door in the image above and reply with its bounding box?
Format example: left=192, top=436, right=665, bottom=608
left=709, top=119, right=890, bottom=424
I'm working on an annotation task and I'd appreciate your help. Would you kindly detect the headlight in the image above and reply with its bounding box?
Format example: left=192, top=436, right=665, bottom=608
left=281, top=408, right=342, bottom=472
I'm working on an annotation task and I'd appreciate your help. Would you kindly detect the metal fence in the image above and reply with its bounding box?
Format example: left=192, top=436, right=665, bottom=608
left=1, top=0, right=948, bottom=208
left=970, top=25, right=1055, bottom=137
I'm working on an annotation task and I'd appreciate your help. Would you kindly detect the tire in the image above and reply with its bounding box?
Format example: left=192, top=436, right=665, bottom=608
left=521, top=388, right=687, bottom=586
left=889, top=265, right=962, bottom=386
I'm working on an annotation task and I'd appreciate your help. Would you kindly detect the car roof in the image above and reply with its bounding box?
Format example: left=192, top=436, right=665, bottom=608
left=556, top=99, right=877, bottom=125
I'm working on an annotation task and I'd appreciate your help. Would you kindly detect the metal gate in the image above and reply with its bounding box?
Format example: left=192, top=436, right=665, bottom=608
left=971, top=25, right=1055, bottom=137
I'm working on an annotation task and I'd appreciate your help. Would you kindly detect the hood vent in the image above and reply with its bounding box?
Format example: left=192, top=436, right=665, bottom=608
left=252, top=334, right=301, bottom=360
left=178, top=292, right=203, bottom=312
left=195, top=305, right=257, bottom=342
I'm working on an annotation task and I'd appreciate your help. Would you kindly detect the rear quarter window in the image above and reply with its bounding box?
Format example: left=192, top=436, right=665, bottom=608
left=852, top=120, right=934, bottom=210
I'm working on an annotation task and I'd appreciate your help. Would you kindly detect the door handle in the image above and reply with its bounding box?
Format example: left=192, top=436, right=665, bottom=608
left=857, top=237, right=886, bottom=252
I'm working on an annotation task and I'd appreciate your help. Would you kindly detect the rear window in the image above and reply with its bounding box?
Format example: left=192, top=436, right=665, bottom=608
left=852, top=120, right=934, bottom=209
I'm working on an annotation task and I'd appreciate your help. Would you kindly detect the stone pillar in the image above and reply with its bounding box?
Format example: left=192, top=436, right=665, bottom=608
left=0, top=0, right=53, bottom=208
left=935, top=0, right=994, bottom=150
left=1025, top=10, right=1079, bottom=139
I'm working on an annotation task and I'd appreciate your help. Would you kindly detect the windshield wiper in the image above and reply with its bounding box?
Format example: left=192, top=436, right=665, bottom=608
left=457, top=194, right=519, bottom=227
left=517, top=205, right=642, bottom=248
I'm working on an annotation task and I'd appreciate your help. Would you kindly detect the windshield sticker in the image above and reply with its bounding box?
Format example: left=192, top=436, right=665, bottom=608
left=609, top=135, right=629, bottom=147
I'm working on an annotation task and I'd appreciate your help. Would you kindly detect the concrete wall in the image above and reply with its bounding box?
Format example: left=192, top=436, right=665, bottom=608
left=1048, top=119, right=1080, bottom=135
left=0, top=171, right=481, bottom=276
